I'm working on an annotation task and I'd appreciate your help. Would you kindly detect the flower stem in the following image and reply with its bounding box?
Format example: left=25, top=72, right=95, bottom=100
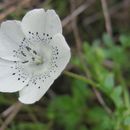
left=64, top=71, right=98, bottom=87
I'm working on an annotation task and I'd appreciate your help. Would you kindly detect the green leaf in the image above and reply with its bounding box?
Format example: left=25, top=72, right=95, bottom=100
left=110, top=86, right=123, bottom=108
left=102, top=33, right=114, bottom=47
left=103, top=73, right=114, bottom=92
left=124, top=116, right=130, bottom=125
left=120, top=35, right=130, bottom=48
left=11, top=123, right=48, bottom=130
left=87, top=107, right=114, bottom=130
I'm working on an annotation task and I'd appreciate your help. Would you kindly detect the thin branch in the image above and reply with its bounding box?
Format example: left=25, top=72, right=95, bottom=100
left=0, top=0, right=32, bottom=22
left=84, top=1, right=123, bottom=26
left=1, top=104, right=16, bottom=118
left=64, top=70, right=112, bottom=114
left=69, top=0, right=112, bottom=115
left=101, top=0, right=113, bottom=37
left=93, top=88, right=112, bottom=114
left=70, top=0, right=81, bottom=54
left=62, top=0, right=95, bottom=27
left=0, top=0, right=17, bottom=10
left=0, top=102, right=23, bottom=130
left=48, top=89, right=56, bottom=98
left=70, top=0, right=91, bottom=76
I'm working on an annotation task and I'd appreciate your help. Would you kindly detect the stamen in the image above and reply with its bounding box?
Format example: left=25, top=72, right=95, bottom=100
left=26, top=46, right=31, bottom=51
left=21, top=51, right=26, bottom=57
left=22, top=61, right=29, bottom=64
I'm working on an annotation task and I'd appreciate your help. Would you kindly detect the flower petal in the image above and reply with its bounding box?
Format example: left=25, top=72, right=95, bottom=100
left=49, top=33, right=71, bottom=78
left=1, top=20, right=25, bottom=44
left=21, top=9, right=62, bottom=41
left=19, top=76, right=54, bottom=104
left=44, top=10, right=62, bottom=36
left=0, top=58, right=30, bottom=92
left=18, top=34, right=71, bottom=104
left=0, top=20, right=25, bottom=61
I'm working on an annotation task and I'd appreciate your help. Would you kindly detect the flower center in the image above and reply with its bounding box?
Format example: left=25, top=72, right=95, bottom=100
left=22, top=44, right=52, bottom=76
left=32, top=56, right=44, bottom=65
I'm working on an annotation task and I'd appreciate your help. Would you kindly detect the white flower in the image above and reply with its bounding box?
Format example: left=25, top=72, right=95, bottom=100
left=0, top=9, right=71, bottom=104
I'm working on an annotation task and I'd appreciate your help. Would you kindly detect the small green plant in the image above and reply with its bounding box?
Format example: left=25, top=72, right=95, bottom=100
left=45, top=33, right=130, bottom=130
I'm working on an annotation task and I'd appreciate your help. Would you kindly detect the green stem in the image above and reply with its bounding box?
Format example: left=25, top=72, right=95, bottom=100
left=117, top=66, right=130, bottom=109
left=64, top=71, right=98, bottom=87
left=123, top=81, right=130, bottom=109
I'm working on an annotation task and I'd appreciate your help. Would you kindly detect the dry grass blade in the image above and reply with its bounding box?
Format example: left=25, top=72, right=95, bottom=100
left=101, top=0, right=113, bottom=38
left=0, top=0, right=32, bottom=22
left=62, top=0, right=96, bottom=27
left=0, top=102, right=23, bottom=130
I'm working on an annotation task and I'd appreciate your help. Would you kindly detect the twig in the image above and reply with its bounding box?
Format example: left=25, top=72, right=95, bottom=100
left=101, top=0, right=112, bottom=37
left=70, top=0, right=91, bottom=76
left=84, top=1, right=123, bottom=26
left=1, top=104, right=16, bottom=118
left=69, top=0, right=112, bottom=115
left=48, top=89, right=56, bottom=98
left=0, top=0, right=17, bottom=10
left=0, top=102, right=23, bottom=130
left=62, top=0, right=95, bottom=27
left=93, top=88, right=112, bottom=114
left=0, top=0, right=32, bottom=22
left=70, top=0, right=81, bottom=53
left=0, top=6, right=16, bottom=21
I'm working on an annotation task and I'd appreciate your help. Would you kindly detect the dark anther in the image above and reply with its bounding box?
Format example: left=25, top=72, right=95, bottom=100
left=32, top=57, right=35, bottom=61
left=26, top=46, right=31, bottom=51
left=21, top=51, right=26, bottom=57
left=33, top=50, right=37, bottom=55
left=22, top=61, right=29, bottom=64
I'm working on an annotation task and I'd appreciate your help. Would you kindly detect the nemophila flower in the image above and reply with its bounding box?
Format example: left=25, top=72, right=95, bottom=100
left=0, top=9, right=71, bottom=104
